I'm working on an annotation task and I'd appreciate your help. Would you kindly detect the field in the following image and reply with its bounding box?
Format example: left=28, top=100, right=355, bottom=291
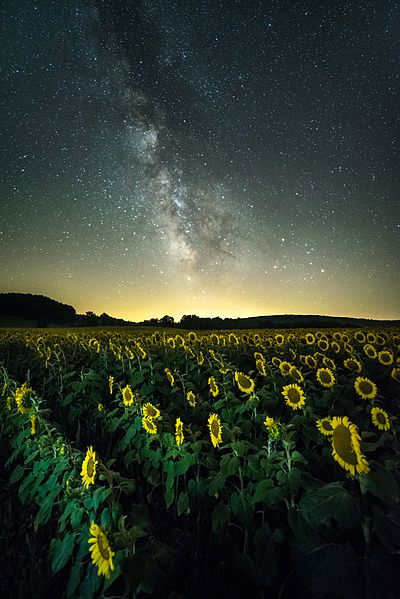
left=1, top=327, right=400, bottom=599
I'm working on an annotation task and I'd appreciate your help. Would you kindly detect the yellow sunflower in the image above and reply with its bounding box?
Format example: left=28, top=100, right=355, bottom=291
left=279, top=361, right=292, bottom=376
left=97, top=403, right=104, bottom=412
left=208, top=376, right=219, bottom=397
left=165, top=368, right=175, bottom=386
left=186, top=390, right=196, bottom=407
left=263, top=416, right=281, bottom=439
left=208, top=413, right=223, bottom=448
left=281, top=383, right=306, bottom=410
left=316, top=368, right=336, bottom=388
left=81, top=446, right=98, bottom=489
left=142, top=416, right=157, bottom=435
left=275, top=333, right=285, bottom=345
left=289, top=365, right=304, bottom=383
left=371, top=407, right=390, bottom=431
left=271, top=356, right=282, bottom=368
left=305, top=355, right=317, bottom=369
left=88, top=522, right=115, bottom=578
left=354, top=377, right=378, bottom=400
left=316, top=417, right=334, bottom=436
left=234, top=371, right=255, bottom=394
left=391, top=368, right=400, bottom=383
left=175, top=417, right=184, bottom=446
left=363, top=344, right=377, bottom=359
left=330, top=416, right=370, bottom=475
left=366, top=332, right=377, bottom=344
left=354, top=331, right=366, bottom=343
left=121, top=384, right=134, bottom=406
left=305, top=333, right=315, bottom=345
left=322, top=356, right=336, bottom=370
left=142, top=402, right=161, bottom=419
left=167, top=337, right=176, bottom=349
left=15, top=383, right=34, bottom=414
left=188, top=331, right=198, bottom=342
left=256, top=359, right=267, bottom=376
left=318, top=339, right=329, bottom=352
left=197, top=351, right=205, bottom=366
left=331, top=341, right=341, bottom=354
left=343, top=358, right=362, bottom=373
left=378, top=350, right=394, bottom=366
left=228, top=333, right=239, bottom=344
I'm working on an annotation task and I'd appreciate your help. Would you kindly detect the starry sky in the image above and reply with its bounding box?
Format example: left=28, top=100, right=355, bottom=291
left=1, top=0, right=399, bottom=322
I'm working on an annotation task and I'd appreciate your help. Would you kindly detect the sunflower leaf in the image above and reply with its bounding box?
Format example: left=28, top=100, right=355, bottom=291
left=299, top=482, right=360, bottom=528
left=51, top=533, right=75, bottom=573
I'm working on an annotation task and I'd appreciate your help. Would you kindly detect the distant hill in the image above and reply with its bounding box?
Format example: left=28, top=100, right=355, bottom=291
left=0, top=293, right=399, bottom=329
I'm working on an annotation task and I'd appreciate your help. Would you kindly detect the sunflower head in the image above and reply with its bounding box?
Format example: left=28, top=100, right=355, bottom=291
left=391, top=368, right=400, bottom=383
left=281, top=383, right=306, bottom=410
left=316, top=417, right=334, bottom=436
left=208, top=413, right=223, bottom=448
left=354, top=376, right=378, bottom=400
left=142, top=416, right=158, bottom=435
left=371, top=407, right=391, bottom=431
left=363, top=344, right=377, bottom=359
left=234, top=371, right=255, bottom=394
left=343, top=357, right=362, bottom=373
left=88, top=522, right=115, bottom=579
left=121, top=384, right=134, bottom=406
left=256, top=359, right=267, bottom=376
left=165, top=368, right=175, bottom=386
left=81, top=446, right=98, bottom=489
left=305, top=355, right=317, bottom=369
left=175, top=417, right=184, bottom=446
left=15, top=383, right=34, bottom=414
left=378, top=350, right=394, bottom=366
left=263, top=416, right=281, bottom=439
left=289, top=366, right=304, bottom=383
left=316, top=368, right=336, bottom=388
left=142, top=402, right=161, bottom=419
left=279, top=361, right=292, bottom=376
left=330, top=416, right=370, bottom=476
left=186, top=390, right=196, bottom=407
left=208, top=376, right=219, bottom=397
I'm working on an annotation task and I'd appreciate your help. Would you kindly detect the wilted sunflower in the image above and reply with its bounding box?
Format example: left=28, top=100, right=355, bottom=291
left=316, top=417, right=334, bottom=436
left=234, top=371, right=255, bottom=394
left=208, top=376, right=219, bottom=397
left=371, top=407, right=391, bottom=431
left=281, top=383, right=306, bottom=410
left=142, top=402, right=161, bottom=419
left=363, top=344, right=377, bottom=359
left=354, top=377, right=378, bottom=400
left=316, top=368, right=336, bottom=388
left=279, top=361, right=292, bottom=376
left=186, top=390, right=196, bottom=407
left=391, top=368, right=400, bottom=383
left=343, top=358, right=362, bottom=373
left=208, top=413, right=223, bottom=447
left=197, top=351, right=205, bottom=366
left=165, top=368, right=175, bottom=386
left=289, top=366, right=304, bottom=383
left=121, top=384, right=134, bottom=406
left=330, top=416, right=370, bottom=475
left=88, top=522, right=115, bottom=579
left=175, top=417, right=184, bottom=446
left=378, top=350, right=394, bottom=366
left=81, top=446, right=98, bottom=489
left=142, top=416, right=157, bottom=435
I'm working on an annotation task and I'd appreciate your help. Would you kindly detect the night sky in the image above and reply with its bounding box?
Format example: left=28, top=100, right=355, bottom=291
left=1, top=0, right=399, bottom=321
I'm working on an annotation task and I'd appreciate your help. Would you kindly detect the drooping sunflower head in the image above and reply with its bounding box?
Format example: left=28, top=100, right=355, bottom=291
left=378, top=350, right=394, bottom=366
left=142, top=402, right=161, bottom=420
left=371, top=407, right=391, bottom=431
left=279, top=361, right=292, bottom=376
left=330, top=416, right=370, bottom=476
left=322, top=356, right=336, bottom=370
left=354, top=377, right=378, bottom=400
left=15, top=383, right=34, bottom=414
left=343, top=358, right=362, bottom=373
left=234, top=371, right=255, bottom=394
left=142, top=416, right=158, bottom=435
left=165, top=368, right=175, bottom=386
left=88, top=522, right=115, bottom=579
left=316, top=417, right=334, bottom=436
left=208, top=413, right=223, bottom=448
left=289, top=366, right=304, bottom=383
left=81, top=446, right=98, bottom=489
left=186, top=390, right=196, bottom=407
left=121, top=384, right=134, bottom=406
left=175, top=417, right=184, bottom=446
left=281, top=383, right=306, bottom=410
left=256, top=359, right=267, bottom=376
left=208, top=376, right=219, bottom=397
left=316, top=368, right=336, bottom=388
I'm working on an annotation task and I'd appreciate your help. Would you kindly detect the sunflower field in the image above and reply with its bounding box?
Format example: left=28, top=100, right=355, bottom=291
left=1, top=327, right=400, bottom=599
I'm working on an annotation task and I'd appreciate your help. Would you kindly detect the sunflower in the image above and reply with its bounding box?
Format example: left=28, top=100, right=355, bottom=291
left=15, top=383, right=34, bottom=414
left=279, top=361, right=292, bottom=376
left=121, top=384, right=134, bottom=406
left=289, top=366, right=304, bottom=383
left=188, top=331, right=198, bottom=342
left=175, top=417, right=184, bottom=445
left=234, top=371, right=255, bottom=394
left=142, top=402, right=161, bottom=419
left=343, top=357, right=362, bottom=373
left=208, top=376, right=219, bottom=397
left=316, top=417, right=334, bottom=436
left=275, top=334, right=285, bottom=345
left=175, top=335, right=185, bottom=347
left=165, top=368, right=175, bottom=386
left=254, top=351, right=264, bottom=362
left=305, top=355, right=317, bottom=369
left=330, top=416, right=370, bottom=475
left=318, top=339, right=329, bottom=352
left=197, top=351, right=205, bottom=366
left=88, top=522, right=115, bottom=578
left=378, top=350, right=394, bottom=366
left=322, top=356, right=336, bottom=370
left=210, top=333, right=220, bottom=345
left=305, top=333, right=315, bottom=345
left=371, top=407, right=391, bottom=431
left=263, top=416, right=281, bottom=439
left=316, top=368, right=336, bottom=388
left=363, top=344, right=377, bottom=359
left=228, top=333, right=239, bottom=344
left=391, top=368, right=400, bottom=383
left=108, top=375, right=114, bottom=395
left=354, top=331, right=366, bottom=343
left=142, top=416, right=157, bottom=435
left=97, top=403, right=104, bottom=412
left=81, top=446, right=98, bottom=489
left=366, top=332, right=377, bottom=344
left=354, top=377, right=378, bottom=400
left=208, top=413, right=223, bottom=448
left=271, top=356, right=281, bottom=368
left=186, top=390, right=196, bottom=407
left=331, top=341, right=341, bottom=354
left=167, top=337, right=176, bottom=349
left=281, top=383, right=306, bottom=410
left=256, top=359, right=267, bottom=376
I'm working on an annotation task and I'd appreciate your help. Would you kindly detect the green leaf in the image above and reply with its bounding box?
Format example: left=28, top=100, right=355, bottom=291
left=287, top=507, right=320, bottom=544
left=300, top=482, right=360, bottom=528
left=165, top=486, right=175, bottom=508
left=212, top=501, right=230, bottom=533
left=9, top=464, right=25, bottom=484
left=252, top=479, right=274, bottom=503
left=91, top=486, right=112, bottom=512
left=34, top=487, right=61, bottom=530
left=177, top=492, right=189, bottom=515
left=373, top=505, right=400, bottom=550
left=208, top=471, right=226, bottom=496
left=264, top=486, right=284, bottom=507
left=175, top=452, right=197, bottom=475
left=363, top=461, right=399, bottom=504
left=52, top=533, right=75, bottom=573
